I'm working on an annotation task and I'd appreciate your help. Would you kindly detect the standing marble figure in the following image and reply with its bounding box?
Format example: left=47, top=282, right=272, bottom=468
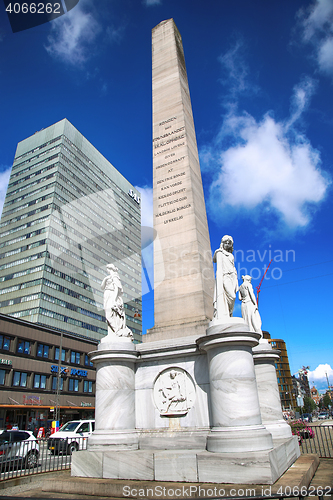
left=239, top=275, right=262, bottom=335
left=213, top=235, right=238, bottom=319
left=101, top=264, right=132, bottom=339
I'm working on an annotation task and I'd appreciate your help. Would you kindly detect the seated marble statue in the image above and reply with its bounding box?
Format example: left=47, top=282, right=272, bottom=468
left=213, top=235, right=238, bottom=319
left=101, top=264, right=133, bottom=339
left=238, top=275, right=262, bottom=335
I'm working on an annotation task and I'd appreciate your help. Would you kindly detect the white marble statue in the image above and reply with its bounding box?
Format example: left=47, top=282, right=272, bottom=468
left=213, top=235, right=238, bottom=319
left=101, top=264, right=133, bottom=339
left=238, top=275, right=262, bottom=335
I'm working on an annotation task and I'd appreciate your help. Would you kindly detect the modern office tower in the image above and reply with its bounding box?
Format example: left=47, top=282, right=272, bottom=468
left=0, top=119, right=142, bottom=342
left=263, top=332, right=296, bottom=410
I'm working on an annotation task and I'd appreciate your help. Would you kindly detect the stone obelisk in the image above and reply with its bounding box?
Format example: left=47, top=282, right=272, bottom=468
left=146, top=19, right=214, bottom=341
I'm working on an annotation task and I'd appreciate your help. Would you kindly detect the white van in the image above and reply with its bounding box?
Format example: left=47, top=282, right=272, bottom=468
left=47, top=420, right=95, bottom=455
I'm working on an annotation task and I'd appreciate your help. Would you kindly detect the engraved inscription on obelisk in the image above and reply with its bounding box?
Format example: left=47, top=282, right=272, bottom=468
left=146, top=19, right=214, bottom=341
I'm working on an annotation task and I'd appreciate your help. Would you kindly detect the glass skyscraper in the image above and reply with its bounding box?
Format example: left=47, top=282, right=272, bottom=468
left=0, top=119, right=142, bottom=342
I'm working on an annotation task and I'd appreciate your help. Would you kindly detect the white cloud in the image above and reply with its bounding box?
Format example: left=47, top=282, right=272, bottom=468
left=317, top=36, right=333, bottom=75
left=299, top=0, right=333, bottom=77
left=308, top=364, right=333, bottom=386
left=45, top=2, right=101, bottom=66
left=0, top=167, right=11, bottom=217
left=286, top=76, right=317, bottom=128
left=201, top=74, right=329, bottom=229
left=143, top=0, right=162, bottom=6
left=218, top=39, right=259, bottom=105
left=301, top=0, right=333, bottom=41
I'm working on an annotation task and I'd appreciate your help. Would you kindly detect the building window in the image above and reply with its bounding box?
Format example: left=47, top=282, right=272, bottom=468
left=0, top=369, right=6, bottom=385
left=0, top=335, right=11, bottom=351
left=70, top=351, right=81, bottom=365
left=12, top=371, right=28, bottom=387
left=68, top=378, right=79, bottom=392
left=37, top=344, right=49, bottom=358
left=84, top=354, right=93, bottom=367
left=54, top=347, right=66, bottom=362
left=34, top=374, right=47, bottom=389
left=83, top=380, right=92, bottom=393
left=52, top=376, right=63, bottom=391
left=17, top=340, right=30, bottom=355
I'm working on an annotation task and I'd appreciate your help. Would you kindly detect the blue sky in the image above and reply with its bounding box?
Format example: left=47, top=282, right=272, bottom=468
left=0, top=0, right=333, bottom=392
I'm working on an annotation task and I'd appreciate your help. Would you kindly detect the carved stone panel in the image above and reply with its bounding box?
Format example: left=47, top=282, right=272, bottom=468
left=153, top=367, right=195, bottom=416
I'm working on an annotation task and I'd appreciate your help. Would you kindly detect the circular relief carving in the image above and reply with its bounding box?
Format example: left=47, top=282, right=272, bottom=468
left=153, top=367, right=196, bottom=416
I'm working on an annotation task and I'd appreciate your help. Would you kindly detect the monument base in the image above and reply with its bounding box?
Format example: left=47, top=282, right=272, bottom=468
left=72, top=436, right=299, bottom=484
left=72, top=328, right=300, bottom=485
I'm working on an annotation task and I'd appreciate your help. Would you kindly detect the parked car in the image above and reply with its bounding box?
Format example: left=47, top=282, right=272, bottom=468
left=0, top=430, right=39, bottom=470
left=300, top=413, right=312, bottom=422
left=318, top=412, right=329, bottom=420
left=47, top=420, right=95, bottom=455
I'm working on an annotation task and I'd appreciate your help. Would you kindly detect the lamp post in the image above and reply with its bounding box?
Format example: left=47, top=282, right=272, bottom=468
left=55, top=330, right=64, bottom=427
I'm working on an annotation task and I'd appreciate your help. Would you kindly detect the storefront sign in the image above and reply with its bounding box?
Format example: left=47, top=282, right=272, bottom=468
left=0, top=358, right=12, bottom=365
left=70, top=368, right=87, bottom=377
left=50, top=366, right=87, bottom=377
left=128, top=189, right=140, bottom=204
left=51, top=365, right=69, bottom=374
left=80, top=402, right=92, bottom=407
left=23, top=395, right=42, bottom=405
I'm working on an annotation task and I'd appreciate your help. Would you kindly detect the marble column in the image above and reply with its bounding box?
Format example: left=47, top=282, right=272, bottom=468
left=253, top=340, right=293, bottom=440
left=198, top=322, right=273, bottom=453
left=88, top=339, right=138, bottom=450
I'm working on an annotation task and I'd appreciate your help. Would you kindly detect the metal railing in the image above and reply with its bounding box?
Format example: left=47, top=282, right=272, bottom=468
left=298, top=423, right=333, bottom=458
left=0, top=435, right=87, bottom=481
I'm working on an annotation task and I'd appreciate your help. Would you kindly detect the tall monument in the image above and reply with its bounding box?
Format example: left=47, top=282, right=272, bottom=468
left=71, top=19, right=301, bottom=485
left=147, top=19, right=214, bottom=341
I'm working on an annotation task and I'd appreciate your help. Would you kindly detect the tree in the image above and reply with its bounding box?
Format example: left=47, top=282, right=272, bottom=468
left=322, top=392, right=332, bottom=409
left=303, top=396, right=316, bottom=413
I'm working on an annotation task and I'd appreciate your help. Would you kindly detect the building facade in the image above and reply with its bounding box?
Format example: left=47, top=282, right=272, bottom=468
left=0, top=313, right=97, bottom=431
left=310, top=385, right=320, bottom=405
left=0, top=119, right=142, bottom=342
left=263, top=332, right=296, bottom=410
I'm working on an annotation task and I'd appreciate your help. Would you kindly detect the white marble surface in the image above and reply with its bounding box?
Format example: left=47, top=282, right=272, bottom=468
left=197, top=449, right=278, bottom=484
left=207, top=346, right=262, bottom=427
left=103, top=451, right=154, bottom=480
left=253, top=340, right=293, bottom=440
left=88, top=429, right=138, bottom=450
left=154, top=451, right=198, bottom=482
left=95, top=361, right=135, bottom=431
left=207, top=425, right=273, bottom=453
left=71, top=451, right=103, bottom=478
left=72, top=437, right=300, bottom=484
left=135, top=350, right=211, bottom=430
left=139, top=428, right=208, bottom=450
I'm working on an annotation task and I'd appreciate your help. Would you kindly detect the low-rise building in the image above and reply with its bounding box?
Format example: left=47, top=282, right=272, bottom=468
left=0, top=313, right=97, bottom=432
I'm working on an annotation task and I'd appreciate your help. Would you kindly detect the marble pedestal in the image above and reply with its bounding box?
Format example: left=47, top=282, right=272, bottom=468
left=253, top=340, right=297, bottom=443
left=198, top=320, right=273, bottom=454
left=72, top=322, right=300, bottom=484
left=88, top=337, right=138, bottom=450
